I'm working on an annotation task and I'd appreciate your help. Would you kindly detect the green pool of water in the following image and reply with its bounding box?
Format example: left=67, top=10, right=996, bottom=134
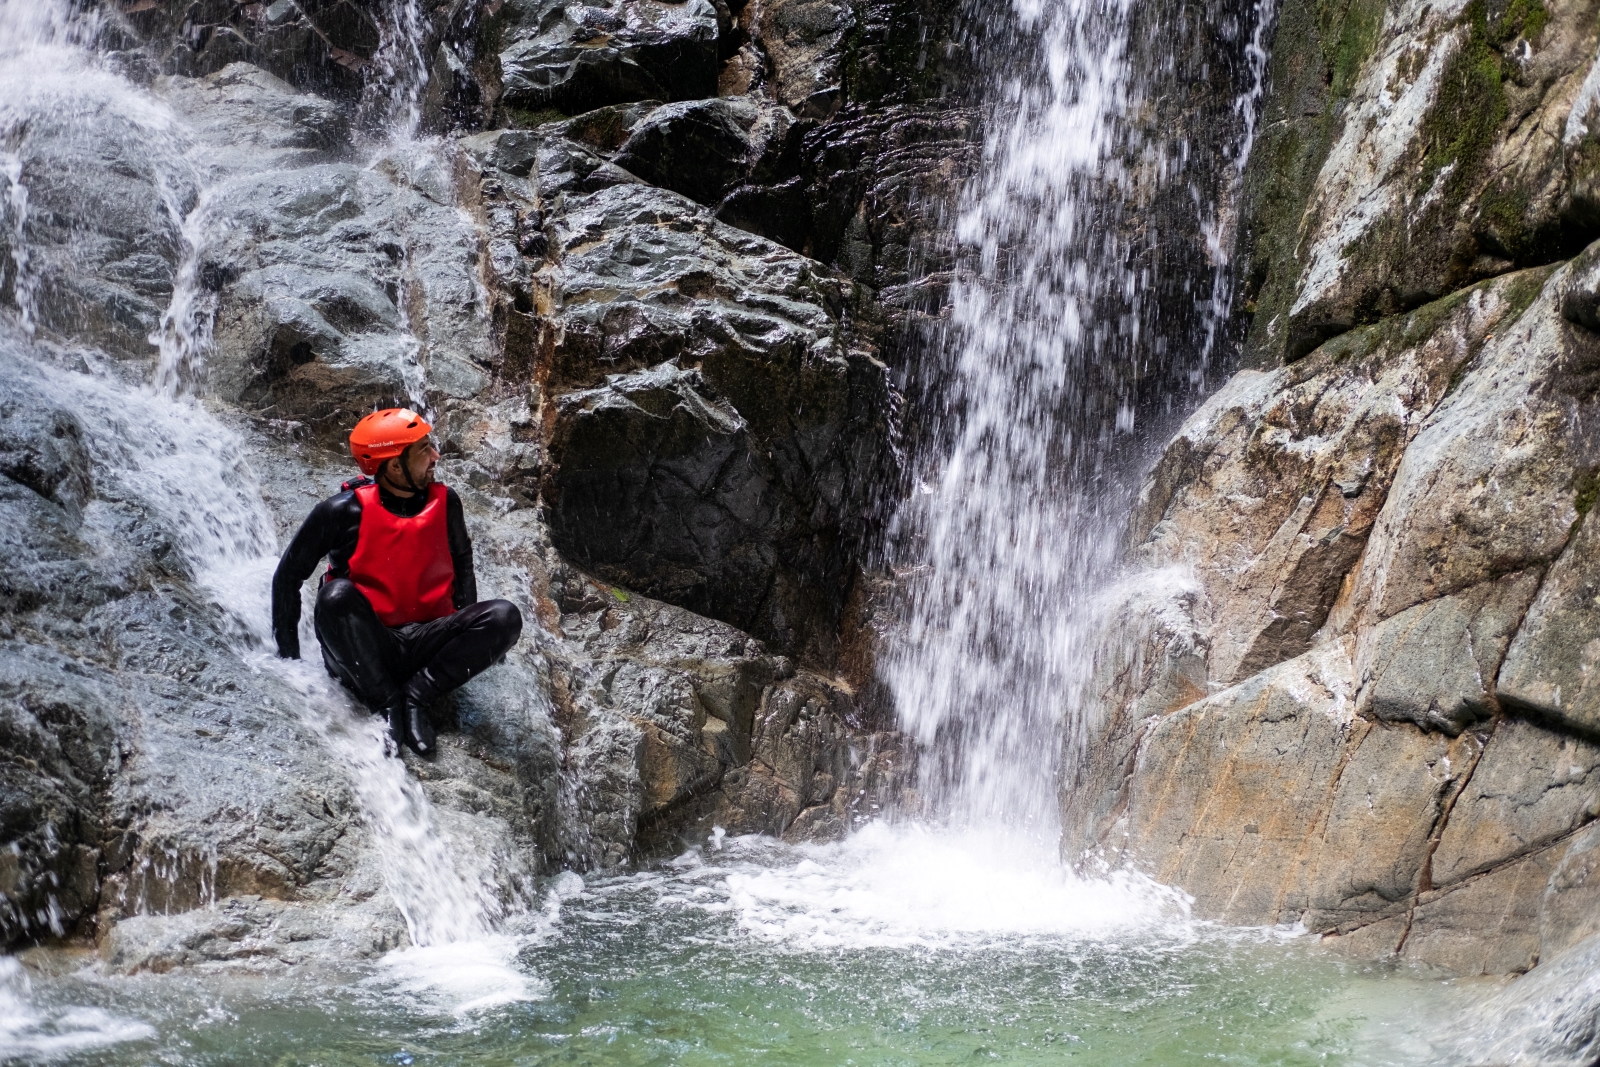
left=4, top=827, right=1486, bottom=1066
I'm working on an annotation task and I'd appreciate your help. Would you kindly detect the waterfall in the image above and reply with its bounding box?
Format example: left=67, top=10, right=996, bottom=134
left=0, top=0, right=519, bottom=964
left=359, top=0, right=433, bottom=141
left=884, top=0, right=1275, bottom=838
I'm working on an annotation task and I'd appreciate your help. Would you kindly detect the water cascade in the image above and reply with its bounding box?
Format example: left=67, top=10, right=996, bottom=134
left=0, top=0, right=524, bottom=980
left=886, top=0, right=1275, bottom=839
left=4, top=0, right=1588, bottom=1061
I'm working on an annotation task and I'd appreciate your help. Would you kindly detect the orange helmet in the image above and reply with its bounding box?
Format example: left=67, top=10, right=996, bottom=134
left=349, top=408, right=432, bottom=476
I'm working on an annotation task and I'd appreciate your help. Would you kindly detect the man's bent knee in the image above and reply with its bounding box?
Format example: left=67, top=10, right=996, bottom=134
left=484, top=599, right=522, bottom=653
left=316, top=578, right=370, bottom=620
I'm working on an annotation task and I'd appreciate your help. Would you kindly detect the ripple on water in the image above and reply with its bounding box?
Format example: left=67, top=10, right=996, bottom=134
left=6, top=827, right=1486, bottom=1067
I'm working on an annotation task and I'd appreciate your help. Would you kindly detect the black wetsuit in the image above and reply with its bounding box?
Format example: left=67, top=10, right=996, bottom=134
left=271, top=478, right=522, bottom=718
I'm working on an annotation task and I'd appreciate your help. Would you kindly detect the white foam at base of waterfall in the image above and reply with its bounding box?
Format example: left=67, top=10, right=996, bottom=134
left=0, top=958, right=155, bottom=1063
left=707, top=823, right=1196, bottom=951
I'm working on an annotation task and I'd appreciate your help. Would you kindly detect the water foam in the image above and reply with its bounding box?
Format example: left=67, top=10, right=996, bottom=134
left=627, top=824, right=1193, bottom=953
left=0, top=958, right=154, bottom=1063
left=370, top=872, right=582, bottom=1016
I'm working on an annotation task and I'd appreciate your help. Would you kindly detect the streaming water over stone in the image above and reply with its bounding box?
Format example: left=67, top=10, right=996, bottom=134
left=885, top=0, right=1275, bottom=836
left=0, top=0, right=519, bottom=972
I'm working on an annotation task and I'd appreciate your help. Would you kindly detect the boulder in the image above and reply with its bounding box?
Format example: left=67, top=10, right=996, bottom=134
left=498, top=0, right=720, bottom=116
left=612, top=97, right=801, bottom=206
left=687, top=671, right=914, bottom=844
left=532, top=178, right=889, bottom=660
left=751, top=0, right=853, bottom=118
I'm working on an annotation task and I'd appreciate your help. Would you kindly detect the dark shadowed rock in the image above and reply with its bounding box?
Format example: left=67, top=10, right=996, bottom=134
left=530, top=179, right=889, bottom=660
left=1563, top=238, right=1600, bottom=332
left=498, top=0, right=720, bottom=116
left=613, top=97, right=801, bottom=206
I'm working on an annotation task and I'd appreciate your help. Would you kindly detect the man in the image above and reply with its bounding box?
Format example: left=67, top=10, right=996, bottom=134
left=272, top=408, right=522, bottom=757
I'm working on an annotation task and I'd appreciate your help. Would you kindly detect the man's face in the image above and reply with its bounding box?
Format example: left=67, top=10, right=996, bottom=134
left=388, top=436, right=439, bottom=489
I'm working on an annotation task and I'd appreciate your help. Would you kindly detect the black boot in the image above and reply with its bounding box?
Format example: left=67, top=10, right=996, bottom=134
left=401, top=668, right=440, bottom=759
left=402, top=700, right=436, bottom=758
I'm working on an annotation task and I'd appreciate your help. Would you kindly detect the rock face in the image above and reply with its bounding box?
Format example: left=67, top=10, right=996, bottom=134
left=0, top=0, right=965, bottom=956
left=1238, top=0, right=1600, bottom=364
left=1070, top=0, right=1600, bottom=981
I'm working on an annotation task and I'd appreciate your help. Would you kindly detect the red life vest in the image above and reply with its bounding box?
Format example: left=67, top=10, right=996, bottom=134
left=346, top=483, right=456, bottom=627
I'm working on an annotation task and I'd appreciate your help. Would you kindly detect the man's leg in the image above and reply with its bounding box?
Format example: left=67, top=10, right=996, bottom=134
left=392, top=600, right=524, bottom=754
left=313, top=579, right=406, bottom=748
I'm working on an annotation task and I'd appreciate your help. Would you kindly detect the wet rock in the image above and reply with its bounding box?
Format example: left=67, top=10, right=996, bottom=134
left=1448, top=932, right=1600, bottom=1065
left=0, top=92, right=194, bottom=361
left=498, top=0, right=720, bottom=116
left=0, top=646, right=118, bottom=945
left=791, top=104, right=978, bottom=288
left=154, top=64, right=493, bottom=436
left=98, top=892, right=406, bottom=974
left=687, top=671, right=913, bottom=843
left=1059, top=569, right=1210, bottom=863
left=0, top=403, right=93, bottom=520
left=612, top=96, right=801, bottom=206
left=752, top=0, right=853, bottom=118
left=536, top=180, right=889, bottom=659
left=1391, top=844, right=1558, bottom=976
left=1086, top=253, right=1600, bottom=975
left=539, top=573, right=784, bottom=866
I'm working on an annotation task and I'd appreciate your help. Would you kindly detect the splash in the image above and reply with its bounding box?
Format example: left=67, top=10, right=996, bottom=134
left=883, top=0, right=1277, bottom=843
left=708, top=823, right=1193, bottom=951
left=0, top=958, right=154, bottom=1062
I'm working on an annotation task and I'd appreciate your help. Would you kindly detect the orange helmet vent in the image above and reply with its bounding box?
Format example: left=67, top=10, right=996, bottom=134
left=349, top=408, right=433, bottom=476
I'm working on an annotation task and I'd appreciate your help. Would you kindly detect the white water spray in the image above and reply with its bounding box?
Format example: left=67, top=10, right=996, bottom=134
left=884, top=0, right=1276, bottom=840
left=885, top=0, right=1148, bottom=839
left=360, top=0, right=433, bottom=142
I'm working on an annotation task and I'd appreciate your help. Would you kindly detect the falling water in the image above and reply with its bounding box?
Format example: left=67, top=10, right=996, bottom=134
left=359, top=0, right=433, bottom=141
left=885, top=0, right=1275, bottom=837
left=0, top=0, right=518, bottom=968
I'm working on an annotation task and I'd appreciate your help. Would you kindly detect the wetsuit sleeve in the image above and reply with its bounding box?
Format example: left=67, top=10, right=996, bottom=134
left=271, top=499, right=344, bottom=659
left=446, top=488, right=477, bottom=609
